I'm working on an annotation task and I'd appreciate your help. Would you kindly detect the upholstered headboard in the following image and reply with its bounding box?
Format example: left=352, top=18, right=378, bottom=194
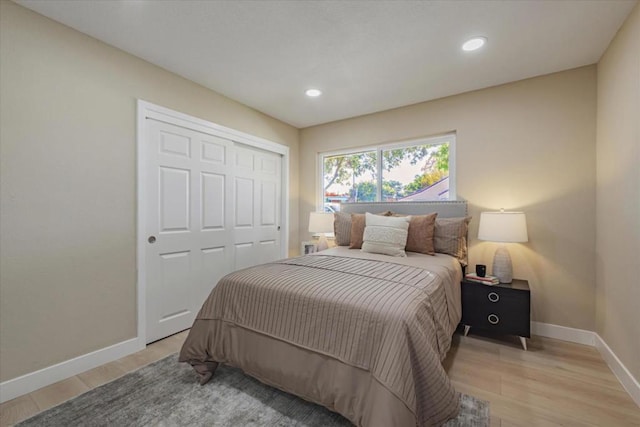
left=340, top=200, right=467, bottom=217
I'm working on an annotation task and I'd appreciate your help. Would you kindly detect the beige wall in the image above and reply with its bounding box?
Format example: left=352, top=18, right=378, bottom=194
left=301, top=66, right=597, bottom=331
left=0, top=1, right=299, bottom=382
left=596, top=3, right=640, bottom=381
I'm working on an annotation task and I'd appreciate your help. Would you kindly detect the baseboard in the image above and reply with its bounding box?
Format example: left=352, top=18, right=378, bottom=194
left=594, top=334, right=640, bottom=407
left=530, top=321, right=596, bottom=346
left=0, top=337, right=144, bottom=403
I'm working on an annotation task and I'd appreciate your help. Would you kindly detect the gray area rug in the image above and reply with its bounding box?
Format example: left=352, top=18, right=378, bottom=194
left=18, top=354, right=489, bottom=426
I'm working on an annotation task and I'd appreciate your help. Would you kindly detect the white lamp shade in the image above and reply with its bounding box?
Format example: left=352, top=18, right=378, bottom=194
left=308, top=212, right=334, bottom=233
left=478, top=211, right=528, bottom=243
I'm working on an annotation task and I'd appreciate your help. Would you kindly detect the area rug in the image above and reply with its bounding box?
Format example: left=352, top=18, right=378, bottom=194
left=18, top=354, right=489, bottom=426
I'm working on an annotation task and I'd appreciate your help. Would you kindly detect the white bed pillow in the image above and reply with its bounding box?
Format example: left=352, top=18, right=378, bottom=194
left=361, top=213, right=411, bottom=257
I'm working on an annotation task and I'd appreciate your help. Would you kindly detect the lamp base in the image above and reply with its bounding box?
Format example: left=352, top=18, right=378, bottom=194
left=317, top=235, right=329, bottom=251
left=492, top=245, right=513, bottom=283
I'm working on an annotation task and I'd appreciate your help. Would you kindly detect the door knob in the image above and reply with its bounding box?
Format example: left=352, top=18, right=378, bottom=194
left=148, top=236, right=156, bottom=244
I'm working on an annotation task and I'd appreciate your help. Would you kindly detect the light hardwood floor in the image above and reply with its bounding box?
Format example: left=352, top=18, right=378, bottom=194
left=1, top=330, right=638, bottom=426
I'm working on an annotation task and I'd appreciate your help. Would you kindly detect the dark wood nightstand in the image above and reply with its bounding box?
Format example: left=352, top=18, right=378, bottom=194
left=461, top=278, right=531, bottom=350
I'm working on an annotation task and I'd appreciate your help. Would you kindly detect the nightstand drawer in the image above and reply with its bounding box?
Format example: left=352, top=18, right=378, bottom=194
left=462, top=306, right=530, bottom=336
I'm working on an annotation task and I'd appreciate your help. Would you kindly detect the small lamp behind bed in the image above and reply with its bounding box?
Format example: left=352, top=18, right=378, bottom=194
left=478, top=210, right=528, bottom=283
left=308, top=212, right=334, bottom=251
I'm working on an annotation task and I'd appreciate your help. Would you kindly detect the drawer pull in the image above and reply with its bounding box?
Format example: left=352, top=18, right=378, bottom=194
left=488, top=292, right=500, bottom=303
left=488, top=314, right=500, bottom=325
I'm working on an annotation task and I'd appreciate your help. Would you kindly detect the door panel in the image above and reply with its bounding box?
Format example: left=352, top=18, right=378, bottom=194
left=200, top=246, right=227, bottom=305
left=159, top=130, right=191, bottom=158
left=201, top=173, right=225, bottom=230
left=235, top=148, right=254, bottom=170
left=260, top=157, right=277, bottom=174
left=145, top=118, right=283, bottom=343
left=254, top=151, right=281, bottom=264
left=159, top=167, right=190, bottom=232
left=234, top=177, right=254, bottom=227
left=234, top=243, right=254, bottom=271
left=159, top=251, right=191, bottom=319
left=260, top=182, right=277, bottom=226
left=201, top=137, right=227, bottom=164
left=258, top=240, right=277, bottom=265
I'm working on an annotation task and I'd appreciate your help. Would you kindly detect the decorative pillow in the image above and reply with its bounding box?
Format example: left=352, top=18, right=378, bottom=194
left=333, top=212, right=352, bottom=246
left=434, top=216, right=472, bottom=265
left=361, top=213, right=411, bottom=257
left=404, top=213, right=438, bottom=255
left=349, top=211, right=392, bottom=249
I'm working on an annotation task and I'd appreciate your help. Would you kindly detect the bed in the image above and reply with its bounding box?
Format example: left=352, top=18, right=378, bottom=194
left=179, top=201, right=469, bottom=427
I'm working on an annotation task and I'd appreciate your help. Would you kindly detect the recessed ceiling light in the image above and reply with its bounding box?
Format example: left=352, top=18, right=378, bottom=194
left=462, top=37, right=487, bottom=52
left=305, top=89, right=322, bottom=97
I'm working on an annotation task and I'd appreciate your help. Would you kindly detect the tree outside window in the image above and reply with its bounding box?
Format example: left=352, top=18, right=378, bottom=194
left=321, top=135, right=454, bottom=211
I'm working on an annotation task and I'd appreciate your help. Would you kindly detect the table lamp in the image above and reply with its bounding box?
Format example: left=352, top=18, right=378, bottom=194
left=308, top=212, right=334, bottom=251
left=477, top=210, right=528, bottom=283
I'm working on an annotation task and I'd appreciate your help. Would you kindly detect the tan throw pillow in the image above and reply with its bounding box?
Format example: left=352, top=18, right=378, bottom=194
left=333, top=212, right=352, bottom=246
left=434, top=216, right=472, bottom=265
left=405, top=213, right=438, bottom=255
left=361, top=213, right=411, bottom=257
left=349, top=211, right=392, bottom=249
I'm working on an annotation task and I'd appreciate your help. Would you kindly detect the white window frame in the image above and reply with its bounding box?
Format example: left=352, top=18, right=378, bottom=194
left=317, top=133, right=456, bottom=210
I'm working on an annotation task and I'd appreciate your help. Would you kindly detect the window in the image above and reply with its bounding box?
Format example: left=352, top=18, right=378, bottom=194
left=319, top=134, right=455, bottom=211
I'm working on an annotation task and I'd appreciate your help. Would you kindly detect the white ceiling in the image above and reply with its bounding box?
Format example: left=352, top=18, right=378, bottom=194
left=16, top=0, right=637, bottom=128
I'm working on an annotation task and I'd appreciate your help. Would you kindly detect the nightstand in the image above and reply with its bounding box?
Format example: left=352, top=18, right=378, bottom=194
left=461, top=278, right=531, bottom=350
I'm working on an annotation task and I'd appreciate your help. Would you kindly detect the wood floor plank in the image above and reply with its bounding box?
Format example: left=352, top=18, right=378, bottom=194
left=29, top=376, right=89, bottom=412
left=500, top=363, right=640, bottom=413
left=445, top=357, right=502, bottom=394
left=0, top=395, right=39, bottom=427
left=498, top=340, right=620, bottom=386
left=490, top=415, right=502, bottom=427
left=114, top=341, right=173, bottom=372
left=501, top=376, right=640, bottom=426
left=77, top=360, right=127, bottom=389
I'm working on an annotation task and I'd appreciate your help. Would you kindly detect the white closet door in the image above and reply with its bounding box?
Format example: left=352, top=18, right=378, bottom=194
left=144, top=118, right=282, bottom=343
left=232, top=144, right=282, bottom=270
left=254, top=148, right=282, bottom=265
